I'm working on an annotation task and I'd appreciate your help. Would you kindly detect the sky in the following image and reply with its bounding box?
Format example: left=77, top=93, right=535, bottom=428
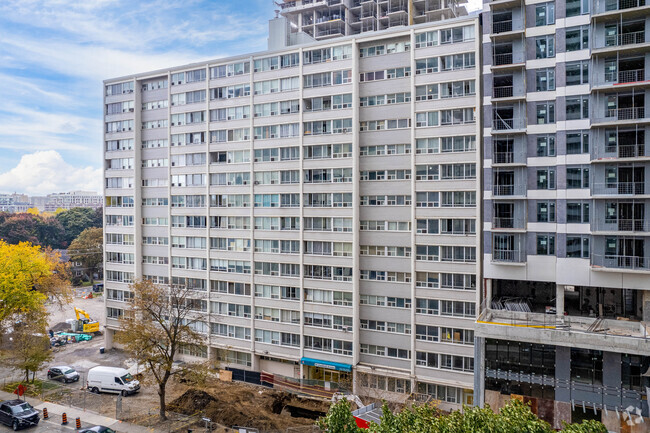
left=0, top=0, right=481, bottom=196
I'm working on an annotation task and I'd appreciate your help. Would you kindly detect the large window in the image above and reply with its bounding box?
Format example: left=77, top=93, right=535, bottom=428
left=566, top=131, right=589, bottom=154
left=536, top=102, right=555, bottom=124
left=536, top=68, right=555, bottom=91
left=566, top=0, right=589, bottom=17
left=536, top=135, right=556, bottom=156
left=566, top=236, right=590, bottom=258
left=537, top=201, right=556, bottom=222
left=535, top=2, right=555, bottom=26
left=536, top=168, right=556, bottom=189
left=622, top=355, right=650, bottom=391
left=566, top=96, right=589, bottom=120
left=536, top=234, right=556, bottom=255
left=566, top=26, right=589, bottom=51
left=566, top=166, right=589, bottom=189
left=571, top=349, right=602, bottom=385
left=566, top=61, right=589, bottom=86
left=567, top=202, right=590, bottom=223
left=535, top=36, right=555, bottom=59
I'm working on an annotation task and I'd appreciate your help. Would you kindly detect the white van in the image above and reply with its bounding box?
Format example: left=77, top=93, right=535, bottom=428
left=87, top=366, right=140, bottom=396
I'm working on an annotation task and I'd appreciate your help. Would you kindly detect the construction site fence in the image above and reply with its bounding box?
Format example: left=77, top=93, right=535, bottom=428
left=226, top=367, right=348, bottom=399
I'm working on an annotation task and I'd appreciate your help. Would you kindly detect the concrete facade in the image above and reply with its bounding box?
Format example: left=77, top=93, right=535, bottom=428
left=103, top=15, right=481, bottom=410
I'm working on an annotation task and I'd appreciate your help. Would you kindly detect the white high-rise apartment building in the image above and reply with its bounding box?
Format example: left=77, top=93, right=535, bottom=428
left=103, top=13, right=480, bottom=408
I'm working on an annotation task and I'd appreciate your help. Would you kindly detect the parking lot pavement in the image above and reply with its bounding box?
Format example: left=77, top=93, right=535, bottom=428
left=0, top=390, right=156, bottom=433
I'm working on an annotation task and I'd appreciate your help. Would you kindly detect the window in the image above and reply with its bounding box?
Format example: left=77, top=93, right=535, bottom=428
left=535, top=3, right=555, bottom=26
left=567, top=202, right=590, bottom=223
left=566, top=26, right=589, bottom=51
left=565, top=61, right=589, bottom=86
left=571, top=349, right=602, bottom=385
left=566, top=96, right=589, bottom=120
left=536, top=135, right=556, bottom=156
left=537, top=168, right=556, bottom=190
left=566, top=131, right=589, bottom=154
left=536, top=68, right=555, bottom=91
left=536, top=102, right=555, bottom=124
left=535, top=36, right=555, bottom=58
left=566, top=0, right=589, bottom=17
left=566, top=166, right=590, bottom=189
left=536, top=234, right=556, bottom=255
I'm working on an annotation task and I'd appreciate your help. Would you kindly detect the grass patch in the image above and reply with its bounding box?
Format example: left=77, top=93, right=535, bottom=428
left=2, top=380, right=45, bottom=397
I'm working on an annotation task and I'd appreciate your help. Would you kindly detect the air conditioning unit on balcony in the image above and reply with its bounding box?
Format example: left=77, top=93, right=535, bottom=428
left=254, top=180, right=260, bottom=185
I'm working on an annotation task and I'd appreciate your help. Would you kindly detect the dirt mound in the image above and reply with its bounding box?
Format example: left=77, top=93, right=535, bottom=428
left=169, top=382, right=329, bottom=431
left=51, top=322, right=71, bottom=333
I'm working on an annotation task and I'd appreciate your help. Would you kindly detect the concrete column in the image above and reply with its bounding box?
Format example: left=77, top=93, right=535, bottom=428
left=556, top=284, right=565, bottom=318
left=474, top=337, right=485, bottom=407
left=251, top=353, right=260, bottom=371
left=643, top=291, right=650, bottom=322
left=485, top=278, right=493, bottom=309
left=104, top=328, right=114, bottom=350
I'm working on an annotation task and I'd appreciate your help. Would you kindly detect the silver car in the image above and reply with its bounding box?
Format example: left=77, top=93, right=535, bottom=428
left=47, top=366, right=80, bottom=383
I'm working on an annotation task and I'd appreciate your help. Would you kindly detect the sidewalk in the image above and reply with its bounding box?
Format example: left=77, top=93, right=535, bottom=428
left=0, top=389, right=158, bottom=432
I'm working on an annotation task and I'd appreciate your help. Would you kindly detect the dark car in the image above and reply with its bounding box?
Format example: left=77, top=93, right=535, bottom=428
left=47, top=366, right=80, bottom=383
left=78, top=426, right=116, bottom=433
left=0, top=400, right=40, bottom=431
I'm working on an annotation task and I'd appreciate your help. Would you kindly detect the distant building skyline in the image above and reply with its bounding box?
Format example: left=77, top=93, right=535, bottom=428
left=0, top=190, right=102, bottom=212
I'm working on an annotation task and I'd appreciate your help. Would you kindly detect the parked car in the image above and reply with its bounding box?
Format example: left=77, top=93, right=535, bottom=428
left=87, top=366, right=140, bottom=396
left=0, top=400, right=40, bottom=431
left=78, top=426, right=116, bottom=433
left=47, top=366, right=80, bottom=383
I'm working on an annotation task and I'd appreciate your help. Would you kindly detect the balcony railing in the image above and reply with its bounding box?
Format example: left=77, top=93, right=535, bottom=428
left=492, top=249, right=525, bottom=262
left=606, top=0, right=646, bottom=10
left=593, top=218, right=650, bottom=231
left=604, top=143, right=646, bottom=158
left=492, top=216, right=526, bottom=229
left=493, top=151, right=514, bottom=163
left=606, top=69, right=646, bottom=84
left=493, top=53, right=513, bottom=66
left=592, top=254, right=650, bottom=270
left=606, top=107, right=645, bottom=120
left=493, top=183, right=526, bottom=196
left=492, top=20, right=513, bottom=34
left=593, top=181, right=646, bottom=195
left=493, top=117, right=525, bottom=131
left=493, top=86, right=514, bottom=98
left=605, top=31, right=645, bottom=47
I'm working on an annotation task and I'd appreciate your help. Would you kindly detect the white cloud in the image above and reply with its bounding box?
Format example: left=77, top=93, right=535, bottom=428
left=0, top=151, right=102, bottom=195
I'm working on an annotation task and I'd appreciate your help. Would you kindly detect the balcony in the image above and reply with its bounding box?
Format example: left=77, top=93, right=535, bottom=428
left=493, top=53, right=513, bottom=66
left=493, top=86, right=513, bottom=99
left=492, top=117, right=526, bottom=132
left=492, top=216, right=526, bottom=230
left=492, top=20, right=513, bottom=34
left=593, top=218, right=650, bottom=232
left=492, top=183, right=527, bottom=196
left=493, top=142, right=527, bottom=164
left=595, top=143, right=646, bottom=159
left=607, top=68, right=645, bottom=84
left=492, top=248, right=525, bottom=262
left=591, top=253, right=650, bottom=270
left=593, top=181, right=646, bottom=195
left=606, top=31, right=646, bottom=47
left=609, top=106, right=645, bottom=120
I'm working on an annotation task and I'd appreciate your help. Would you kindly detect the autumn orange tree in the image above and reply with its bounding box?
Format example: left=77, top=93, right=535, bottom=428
left=115, top=279, right=204, bottom=420
left=0, top=240, right=71, bottom=336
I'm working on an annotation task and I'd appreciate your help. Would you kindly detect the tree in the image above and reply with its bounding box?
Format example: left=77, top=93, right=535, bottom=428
left=115, top=280, right=204, bottom=420
left=0, top=213, right=66, bottom=248
left=56, top=207, right=101, bottom=245
left=0, top=241, right=71, bottom=337
left=320, top=398, right=608, bottom=433
left=4, top=310, right=52, bottom=383
left=317, top=397, right=362, bottom=433
left=68, top=227, right=103, bottom=283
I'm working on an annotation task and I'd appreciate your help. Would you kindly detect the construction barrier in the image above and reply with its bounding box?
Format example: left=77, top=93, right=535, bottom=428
left=42, top=407, right=48, bottom=419
left=61, top=412, right=68, bottom=425
left=76, top=417, right=81, bottom=429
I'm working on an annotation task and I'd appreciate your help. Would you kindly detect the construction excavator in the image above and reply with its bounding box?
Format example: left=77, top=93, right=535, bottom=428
left=71, top=307, right=100, bottom=333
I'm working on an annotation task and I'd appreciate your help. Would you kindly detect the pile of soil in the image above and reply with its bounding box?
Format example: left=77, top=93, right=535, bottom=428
left=168, top=382, right=329, bottom=432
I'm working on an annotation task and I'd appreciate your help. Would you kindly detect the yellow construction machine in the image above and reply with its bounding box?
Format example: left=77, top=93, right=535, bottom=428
left=73, top=307, right=100, bottom=333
